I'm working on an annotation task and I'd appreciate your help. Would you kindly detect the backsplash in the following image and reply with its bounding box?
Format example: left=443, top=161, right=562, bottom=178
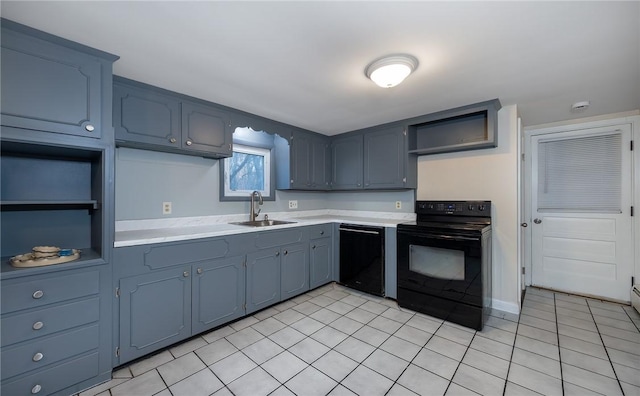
left=115, top=148, right=415, bottom=221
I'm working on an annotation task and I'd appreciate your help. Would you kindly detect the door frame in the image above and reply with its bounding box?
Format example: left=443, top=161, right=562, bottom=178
left=523, top=113, right=639, bottom=295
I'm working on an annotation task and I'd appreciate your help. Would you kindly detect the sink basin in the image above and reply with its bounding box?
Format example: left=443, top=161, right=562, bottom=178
left=230, top=219, right=297, bottom=227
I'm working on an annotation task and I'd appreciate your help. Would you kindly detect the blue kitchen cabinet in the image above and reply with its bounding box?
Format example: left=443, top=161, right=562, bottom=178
left=113, top=76, right=233, bottom=158
left=330, top=134, right=364, bottom=190
left=309, top=224, right=333, bottom=289
left=182, top=101, right=233, bottom=156
left=118, top=266, right=192, bottom=363
left=0, top=266, right=112, bottom=396
left=280, top=242, right=309, bottom=300
left=192, top=256, right=246, bottom=334
left=246, top=248, right=281, bottom=314
left=113, top=80, right=181, bottom=148
left=364, top=125, right=416, bottom=189
left=0, top=18, right=118, bottom=140
left=288, top=129, right=331, bottom=190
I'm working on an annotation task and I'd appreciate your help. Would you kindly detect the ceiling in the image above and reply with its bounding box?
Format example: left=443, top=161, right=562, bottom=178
left=2, top=1, right=639, bottom=135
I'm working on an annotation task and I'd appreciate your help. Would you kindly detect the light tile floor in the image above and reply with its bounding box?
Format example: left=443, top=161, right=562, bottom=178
left=79, top=284, right=640, bottom=396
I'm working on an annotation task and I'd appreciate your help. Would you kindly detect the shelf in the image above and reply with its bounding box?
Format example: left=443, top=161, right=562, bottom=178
left=1, top=248, right=105, bottom=279
left=0, top=200, right=99, bottom=211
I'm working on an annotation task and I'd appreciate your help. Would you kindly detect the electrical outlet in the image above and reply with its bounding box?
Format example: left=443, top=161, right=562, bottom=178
left=395, top=201, right=402, bottom=210
left=163, top=202, right=172, bottom=215
left=288, top=200, right=298, bottom=209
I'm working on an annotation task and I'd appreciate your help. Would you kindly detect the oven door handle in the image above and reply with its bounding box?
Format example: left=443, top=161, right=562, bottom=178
left=339, top=227, right=381, bottom=235
left=422, top=234, right=481, bottom=242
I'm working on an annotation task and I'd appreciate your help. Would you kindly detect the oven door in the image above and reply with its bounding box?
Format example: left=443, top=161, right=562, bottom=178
left=397, top=227, right=484, bottom=307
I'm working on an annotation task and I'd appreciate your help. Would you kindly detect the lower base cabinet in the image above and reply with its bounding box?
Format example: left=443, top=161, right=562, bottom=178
left=118, top=266, right=192, bottom=363
left=192, top=256, right=245, bottom=334
left=118, top=256, right=246, bottom=363
left=246, top=249, right=281, bottom=314
left=310, top=237, right=332, bottom=289
left=280, top=242, right=309, bottom=300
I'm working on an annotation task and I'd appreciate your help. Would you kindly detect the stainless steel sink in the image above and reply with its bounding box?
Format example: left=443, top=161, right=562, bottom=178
left=230, top=219, right=297, bottom=227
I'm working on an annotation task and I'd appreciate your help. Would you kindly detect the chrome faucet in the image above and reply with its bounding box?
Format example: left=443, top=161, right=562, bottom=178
left=250, top=190, right=263, bottom=222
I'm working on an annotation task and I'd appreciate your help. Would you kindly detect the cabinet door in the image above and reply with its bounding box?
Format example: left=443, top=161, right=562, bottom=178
left=310, top=237, right=332, bottom=289
left=1, top=29, right=103, bottom=138
left=182, top=101, right=232, bottom=156
left=331, top=134, right=363, bottom=190
left=280, top=243, right=309, bottom=300
left=311, top=135, right=331, bottom=190
left=246, top=249, right=280, bottom=314
left=290, top=130, right=313, bottom=189
left=364, top=126, right=406, bottom=189
left=114, top=83, right=181, bottom=148
left=118, top=267, right=191, bottom=364
left=192, top=256, right=246, bottom=334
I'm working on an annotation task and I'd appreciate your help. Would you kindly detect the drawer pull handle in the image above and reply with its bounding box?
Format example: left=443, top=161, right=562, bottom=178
left=185, top=140, right=193, bottom=146
left=32, top=352, right=44, bottom=362
left=197, top=268, right=203, bottom=274
left=169, top=137, right=177, bottom=144
left=32, top=321, right=44, bottom=330
left=183, top=271, right=190, bottom=277
left=31, top=384, right=42, bottom=394
left=32, top=290, right=44, bottom=299
left=85, top=124, right=95, bottom=132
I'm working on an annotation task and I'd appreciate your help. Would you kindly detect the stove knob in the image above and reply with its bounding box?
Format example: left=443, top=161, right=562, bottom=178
left=427, top=204, right=434, bottom=210
left=468, top=205, right=475, bottom=211
left=478, top=205, right=486, bottom=211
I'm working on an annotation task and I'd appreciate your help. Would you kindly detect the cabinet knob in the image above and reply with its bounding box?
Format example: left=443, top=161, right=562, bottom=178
left=312, top=245, right=316, bottom=249
left=84, top=124, right=95, bottom=132
left=31, top=384, right=42, bottom=394
left=183, top=271, right=190, bottom=277
left=357, top=183, right=361, bottom=187
left=320, top=231, right=324, bottom=235
left=32, top=290, right=44, bottom=299
left=32, top=321, right=44, bottom=330
left=197, top=268, right=203, bottom=274
left=275, top=251, right=280, bottom=257
left=284, top=250, right=288, bottom=255
left=185, top=140, right=193, bottom=146
left=32, top=352, right=44, bottom=362
left=169, top=137, right=177, bottom=144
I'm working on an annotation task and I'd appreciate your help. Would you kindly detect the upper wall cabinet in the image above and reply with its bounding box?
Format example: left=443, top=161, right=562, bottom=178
left=0, top=19, right=118, bottom=141
left=290, top=129, right=331, bottom=190
left=113, top=77, right=232, bottom=158
left=407, top=99, right=501, bottom=155
left=331, top=125, right=416, bottom=190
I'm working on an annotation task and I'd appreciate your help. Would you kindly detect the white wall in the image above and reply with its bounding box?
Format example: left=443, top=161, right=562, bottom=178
left=416, top=105, right=520, bottom=313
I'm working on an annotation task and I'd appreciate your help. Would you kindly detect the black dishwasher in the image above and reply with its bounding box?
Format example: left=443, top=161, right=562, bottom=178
left=339, top=224, right=385, bottom=296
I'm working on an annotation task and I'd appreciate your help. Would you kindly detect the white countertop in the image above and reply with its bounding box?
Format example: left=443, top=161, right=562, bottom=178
left=114, top=210, right=415, bottom=247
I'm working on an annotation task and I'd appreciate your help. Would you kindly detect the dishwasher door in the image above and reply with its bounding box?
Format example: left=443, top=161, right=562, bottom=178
left=339, top=224, right=385, bottom=296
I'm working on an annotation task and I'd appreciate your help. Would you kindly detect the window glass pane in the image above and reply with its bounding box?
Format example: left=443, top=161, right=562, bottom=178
left=223, top=144, right=270, bottom=197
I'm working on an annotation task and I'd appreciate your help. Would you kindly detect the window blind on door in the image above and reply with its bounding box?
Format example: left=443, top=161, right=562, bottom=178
left=537, top=133, right=621, bottom=212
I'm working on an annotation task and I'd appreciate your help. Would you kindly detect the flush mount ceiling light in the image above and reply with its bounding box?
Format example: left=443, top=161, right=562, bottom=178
left=365, top=54, right=418, bottom=88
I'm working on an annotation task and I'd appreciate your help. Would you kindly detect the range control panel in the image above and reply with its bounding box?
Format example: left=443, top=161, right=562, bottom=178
left=416, top=201, right=491, bottom=216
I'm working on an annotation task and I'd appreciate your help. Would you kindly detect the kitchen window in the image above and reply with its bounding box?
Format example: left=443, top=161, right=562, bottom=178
left=222, top=144, right=271, bottom=199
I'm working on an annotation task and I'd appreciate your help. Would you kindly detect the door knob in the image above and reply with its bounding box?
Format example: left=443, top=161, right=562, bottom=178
left=534, top=218, right=542, bottom=224
left=521, top=223, right=528, bottom=227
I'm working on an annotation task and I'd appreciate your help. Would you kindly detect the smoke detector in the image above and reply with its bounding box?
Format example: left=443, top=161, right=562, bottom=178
left=571, top=101, right=590, bottom=112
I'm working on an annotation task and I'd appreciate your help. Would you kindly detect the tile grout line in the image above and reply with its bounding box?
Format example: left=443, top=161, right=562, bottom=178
left=585, top=299, right=627, bottom=396
left=502, top=292, right=525, bottom=396
left=553, top=292, right=565, bottom=396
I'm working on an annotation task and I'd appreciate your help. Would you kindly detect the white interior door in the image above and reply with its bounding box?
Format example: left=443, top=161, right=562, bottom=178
left=530, top=125, right=633, bottom=302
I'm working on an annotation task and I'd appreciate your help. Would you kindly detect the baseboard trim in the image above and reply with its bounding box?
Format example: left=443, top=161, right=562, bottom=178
left=492, top=299, right=520, bottom=314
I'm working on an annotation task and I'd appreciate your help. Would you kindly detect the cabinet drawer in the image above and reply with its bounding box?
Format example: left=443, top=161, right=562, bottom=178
left=1, top=297, right=99, bottom=347
left=1, top=351, right=99, bottom=396
left=142, top=239, right=229, bottom=270
left=308, top=224, right=332, bottom=239
left=255, top=229, right=305, bottom=249
left=1, top=270, right=99, bottom=314
left=1, top=324, right=99, bottom=380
